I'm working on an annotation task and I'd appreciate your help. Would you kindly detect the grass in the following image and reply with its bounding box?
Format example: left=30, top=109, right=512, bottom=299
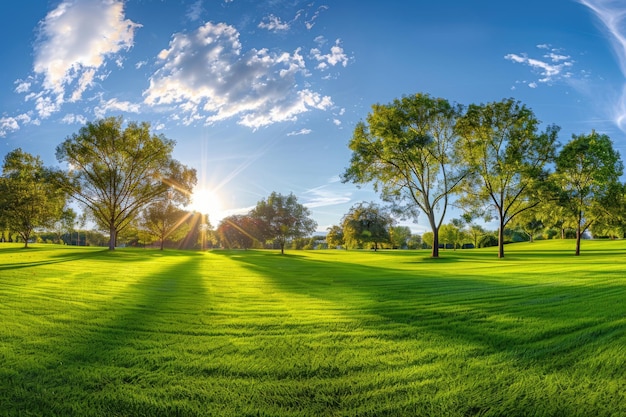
left=0, top=240, right=625, bottom=416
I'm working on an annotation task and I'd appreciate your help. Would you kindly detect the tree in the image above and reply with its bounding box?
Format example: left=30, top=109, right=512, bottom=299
left=342, top=93, right=467, bottom=258
left=217, top=214, right=260, bottom=249
left=56, top=117, right=196, bottom=250
left=554, top=131, right=624, bottom=255
left=457, top=98, right=559, bottom=258
left=390, top=225, right=412, bottom=249
left=141, top=201, right=191, bottom=250
left=326, top=225, right=345, bottom=249
left=250, top=192, right=317, bottom=255
left=341, top=202, right=394, bottom=250
left=0, top=149, right=69, bottom=248
left=51, top=207, right=77, bottom=244
left=422, top=231, right=434, bottom=248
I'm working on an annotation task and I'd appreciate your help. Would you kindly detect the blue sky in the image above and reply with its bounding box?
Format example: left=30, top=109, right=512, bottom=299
left=1, top=0, right=626, bottom=234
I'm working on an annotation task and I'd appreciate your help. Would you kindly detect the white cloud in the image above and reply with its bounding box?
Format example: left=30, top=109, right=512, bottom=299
left=186, top=0, right=204, bottom=22
left=311, top=39, right=349, bottom=70
left=144, top=21, right=333, bottom=129
left=287, top=128, right=312, bottom=136
left=0, top=113, right=32, bottom=137
left=505, top=45, right=575, bottom=87
left=30, top=0, right=140, bottom=117
left=258, top=14, right=290, bottom=32
left=303, top=184, right=351, bottom=208
left=578, top=0, right=626, bottom=132
left=304, top=5, right=328, bottom=30
left=14, top=80, right=31, bottom=94
left=61, top=113, right=88, bottom=124
left=94, top=98, right=141, bottom=118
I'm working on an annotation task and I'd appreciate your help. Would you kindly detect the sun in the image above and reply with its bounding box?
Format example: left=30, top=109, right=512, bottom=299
left=189, top=187, right=223, bottom=224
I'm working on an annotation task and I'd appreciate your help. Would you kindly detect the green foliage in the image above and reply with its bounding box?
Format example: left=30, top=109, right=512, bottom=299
left=341, top=201, right=393, bottom=250
left=457, top=99, right=559, bottom=258
left=342, top=93, right=466, bottom=257
left=217, top=214, right=260, bottom=249
left=250, top=192, right=317, bottom=254
left=141, top=200, right=191, bottom=250
left=554, top=131, right=624, bottom=255
left=0, top=148, right=69, bottom=248
left=326, top=225, right=344, bottom=249
left=1, top=243, right=625, bottom=416
left=56, top=117, right=196, bottom=250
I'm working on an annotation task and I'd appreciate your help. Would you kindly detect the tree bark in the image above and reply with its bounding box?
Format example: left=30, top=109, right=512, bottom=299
left=431, top=226, right=440, bottom=258
left=498, top=223, right=505, bottom=259
left=109, top=224, right=116, bottom=250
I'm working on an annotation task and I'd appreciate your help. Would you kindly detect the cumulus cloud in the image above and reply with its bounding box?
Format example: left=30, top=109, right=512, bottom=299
left=0, top=113, right=33, bottom=137
left=311, top=39, right=349, bottom=70
left=30, top=0, right=140, bottom=117
left=505, top=45, right=574, bottom=86
left=578, top=0, right=626, bottom=132
left=143, top=21, right=333, bottom=129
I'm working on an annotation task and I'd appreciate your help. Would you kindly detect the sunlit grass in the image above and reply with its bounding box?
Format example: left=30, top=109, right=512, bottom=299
left=1, top=241, right=625, bottom=416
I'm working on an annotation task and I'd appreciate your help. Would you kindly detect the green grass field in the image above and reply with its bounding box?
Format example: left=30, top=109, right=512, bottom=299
left=1, top=241, right=625, bottom=416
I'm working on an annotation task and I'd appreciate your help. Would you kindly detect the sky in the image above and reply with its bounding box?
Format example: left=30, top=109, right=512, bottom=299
left=2, top=0, right=626, bottom=235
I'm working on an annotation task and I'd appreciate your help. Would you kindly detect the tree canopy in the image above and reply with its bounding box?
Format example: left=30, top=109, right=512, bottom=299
left=56, top=117, right=196, bottom=250
left=250, top=192, right=317, bottom=254
left=456, top=98, right=559, bottom=258
left=342, top=93, right=466, bottom=257
left=341, top=201, right=394, bottom=250
left=554, top=131, right=624, bottom=255
left=0, top=149, right=69, bottom=248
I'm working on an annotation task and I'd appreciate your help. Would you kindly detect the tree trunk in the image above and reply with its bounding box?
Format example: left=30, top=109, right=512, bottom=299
left=109, top=224, right=116, bottom=250
left=280, top=243, right=285, bottom=255
left=498, top=223, right=505, bottom=259
left=431, top=227, right=440, bottom=258
left=160, top=239, right=164, bottom=251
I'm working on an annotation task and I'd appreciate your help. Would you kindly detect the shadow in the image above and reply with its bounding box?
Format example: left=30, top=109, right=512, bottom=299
left=0, top=246, right=109, bottom=271
left=6, top=252, right=211, bottom=415
left=211, top=250, right=626, bottom=373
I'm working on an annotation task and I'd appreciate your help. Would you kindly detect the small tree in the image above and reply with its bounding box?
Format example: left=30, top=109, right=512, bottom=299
left=250, top=192, right=317, bottom=254
left=141, top=201, right=191, bottom=250
left=0, top=149, right=69, bottom=248
left=341, top=202, right=394, bottom=251
left=390, top=225, right=412, bottom=249
left=554, top=131, right=624, bottom=255
left=217, top=214, right=260, bottom=249
left=326, top=225, right=345, bottom=249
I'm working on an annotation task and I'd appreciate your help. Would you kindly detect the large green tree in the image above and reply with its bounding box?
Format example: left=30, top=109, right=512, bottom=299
left=554, top=131, right=624, bottom=255
left=250, top=192, right=317, bottom=255
left=457, top=98, right=559, bottom=258
left=342, top=93, right=466, bottom=258
left=0, top=149, right=69, bottom=248
left=56, top=117, right=196, bottom=250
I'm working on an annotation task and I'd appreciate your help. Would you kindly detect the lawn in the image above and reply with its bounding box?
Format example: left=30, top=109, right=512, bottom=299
left=0, top=241, right=624, bottom=416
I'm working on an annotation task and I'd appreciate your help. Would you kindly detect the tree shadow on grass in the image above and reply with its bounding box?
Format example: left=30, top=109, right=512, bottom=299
left=4, top=252, right=211, bottom=416
left=212, top=250, right=626, bottom=373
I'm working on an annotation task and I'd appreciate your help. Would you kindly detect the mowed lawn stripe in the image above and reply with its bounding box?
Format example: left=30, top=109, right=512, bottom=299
left=0, top=242, right=625, bottom=416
